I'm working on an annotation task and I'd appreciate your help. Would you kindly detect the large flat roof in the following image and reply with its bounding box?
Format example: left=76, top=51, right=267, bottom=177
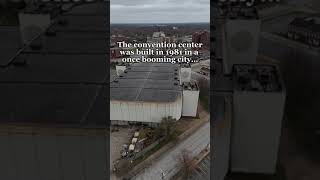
left=0, top=54, right=107, bottom=83
left=23, top=5, right=107, bottom=54
left=0, top=83, right=105, bottom=125
left=0, top=2, right=108, bottom=126
left=53, top=15, right=107, bottom=31
left=110, top=63, right=182, bottom=102
left=24, top=32, right=107, bottom=53
left=63, top=3, right=107, bottom=15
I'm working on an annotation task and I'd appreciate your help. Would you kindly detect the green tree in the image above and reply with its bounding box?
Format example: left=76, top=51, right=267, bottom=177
left=155, top=116, right=177, bottom=141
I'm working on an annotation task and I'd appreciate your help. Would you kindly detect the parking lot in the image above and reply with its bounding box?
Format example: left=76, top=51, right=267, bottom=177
left=110, top=126, right=135, bottom=170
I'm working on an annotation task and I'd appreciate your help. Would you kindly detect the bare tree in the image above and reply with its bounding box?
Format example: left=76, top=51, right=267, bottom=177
left=177, top=149, right=195, bottom=179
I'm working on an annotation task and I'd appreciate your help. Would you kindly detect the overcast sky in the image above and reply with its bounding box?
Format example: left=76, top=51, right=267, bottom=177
left=110, top=0, right=210, bottom=24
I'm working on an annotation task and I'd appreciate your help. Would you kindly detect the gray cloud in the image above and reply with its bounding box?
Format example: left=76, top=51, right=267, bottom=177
left=110, top=0, right=210, bottom=23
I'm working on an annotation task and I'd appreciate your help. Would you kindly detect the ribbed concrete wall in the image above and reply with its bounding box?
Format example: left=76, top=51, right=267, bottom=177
left=110, top=96, right=182, bottom=123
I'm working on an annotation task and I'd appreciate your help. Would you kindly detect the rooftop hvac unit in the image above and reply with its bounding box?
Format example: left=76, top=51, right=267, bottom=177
left=116, top=65, right=126, bottom=76
left=180, top=67, right=191, bottom=85
left=223, top=19, right=261, bottom=74
left=18, top=13, right=51, bottom=44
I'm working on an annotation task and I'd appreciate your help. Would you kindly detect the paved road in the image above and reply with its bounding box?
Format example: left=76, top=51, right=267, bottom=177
left=132, top=122, right=210, bottom=180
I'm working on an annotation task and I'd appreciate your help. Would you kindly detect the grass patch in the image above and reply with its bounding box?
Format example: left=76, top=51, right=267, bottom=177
left=115, top=139, right=167, bottom=177
left=134, top=140, right=165, bottom=162
left=133, top=128, right=182, bottom=164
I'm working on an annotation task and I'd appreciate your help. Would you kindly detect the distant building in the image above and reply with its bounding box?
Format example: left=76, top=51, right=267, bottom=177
left=288, top=16, right=320, bottom=47
left=192, top=31, right=210, bottom=49
left=161, top=36, right=176, bottom=43
left=152, top=31, right=165, bottom=38
left=147, top=31, right=166, bottom=43
left=110, top=47, right=122, bottom=59
left=178, top=35, right=193, bottom=43
left=111, top=34, right=128, bottom=45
